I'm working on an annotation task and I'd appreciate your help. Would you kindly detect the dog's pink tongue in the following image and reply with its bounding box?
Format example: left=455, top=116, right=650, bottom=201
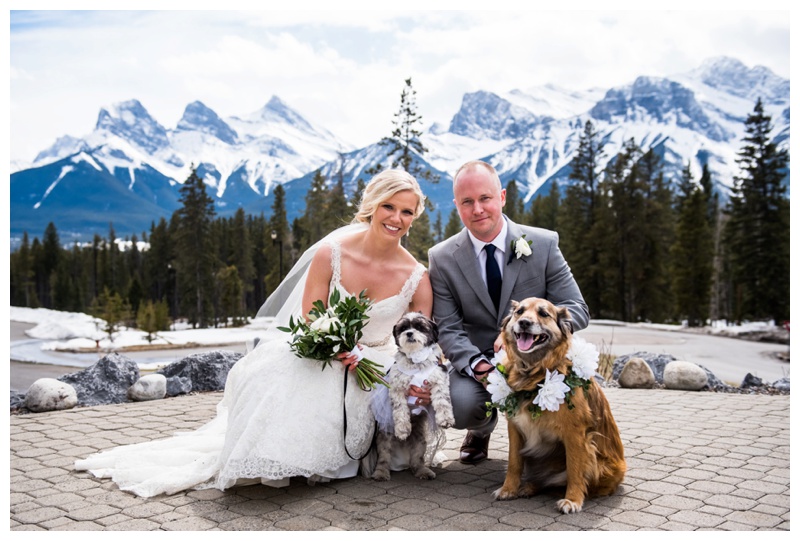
left=516, top=333, right=535, bottom=351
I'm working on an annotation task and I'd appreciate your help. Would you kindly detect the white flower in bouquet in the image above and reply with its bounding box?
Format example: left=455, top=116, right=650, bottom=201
left=533, top=369, right=571, bottom=412
left=309, top=314, right=341, bottom=333
left=567, top=336, right=599, bottom=380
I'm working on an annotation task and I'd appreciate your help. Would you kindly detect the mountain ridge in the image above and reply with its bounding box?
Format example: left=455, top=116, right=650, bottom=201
left=10, top=56, right=789, bottom=244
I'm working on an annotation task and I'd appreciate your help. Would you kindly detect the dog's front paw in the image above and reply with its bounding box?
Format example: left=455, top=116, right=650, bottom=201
left=412, top=467, right=436, bottom=480
left=492, top=486, right=519, bottom=501
left=556, top=499, right=583, bottom=514
left=394, top=421, right=411, bottom=440
left=371, top=468, right=391, bottom=482
left=438, top=412, right=455, bottom=428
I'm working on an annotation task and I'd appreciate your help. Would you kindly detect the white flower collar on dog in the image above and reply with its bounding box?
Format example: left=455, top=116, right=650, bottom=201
left=400, top=345, right=437, bottom=366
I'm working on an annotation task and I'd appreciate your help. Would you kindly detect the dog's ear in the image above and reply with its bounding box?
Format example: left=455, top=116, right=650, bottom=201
left=556, top=307, right=573, bottom=336
left=429, top=317, right=439, bottom=344
left=500, top=314, right=512, bottom=332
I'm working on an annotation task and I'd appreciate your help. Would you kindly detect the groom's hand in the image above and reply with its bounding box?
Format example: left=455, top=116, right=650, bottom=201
left=472, top=360, right=495, bottom=388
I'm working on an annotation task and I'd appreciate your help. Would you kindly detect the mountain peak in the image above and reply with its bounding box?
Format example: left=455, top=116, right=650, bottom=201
left=689, top=56, right=789, bottom=104
left=448, top=90, right=540, bottom=140
left=176, top=101, right=238, bottom=145
left=96, top=99, right=170, bottom=154
left=255, top=95, right=314, bottom=132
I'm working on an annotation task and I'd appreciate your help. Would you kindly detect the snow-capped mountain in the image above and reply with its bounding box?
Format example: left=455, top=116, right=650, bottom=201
left=420, top=56, right=789, bottom=201
left=10, top=56, right=789, bottom=244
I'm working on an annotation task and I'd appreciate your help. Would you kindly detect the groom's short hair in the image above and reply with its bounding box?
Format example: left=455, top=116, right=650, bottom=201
left=453, top=160, right=502, bottom=192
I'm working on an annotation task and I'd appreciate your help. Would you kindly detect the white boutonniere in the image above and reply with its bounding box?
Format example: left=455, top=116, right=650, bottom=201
left=510, top=235, right=532, bottom=262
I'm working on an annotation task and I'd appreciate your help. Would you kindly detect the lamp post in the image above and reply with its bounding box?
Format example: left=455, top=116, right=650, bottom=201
left=271, top=230, right=283, bottom=282
left=167, top=263, right=177, bottom=330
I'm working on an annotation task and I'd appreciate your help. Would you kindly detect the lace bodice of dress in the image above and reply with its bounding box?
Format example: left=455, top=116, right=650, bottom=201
left=328, top=240, right=426, bottom=348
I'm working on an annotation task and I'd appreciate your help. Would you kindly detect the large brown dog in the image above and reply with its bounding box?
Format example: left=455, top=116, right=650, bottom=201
left=493, top=297, right=626, bottom=514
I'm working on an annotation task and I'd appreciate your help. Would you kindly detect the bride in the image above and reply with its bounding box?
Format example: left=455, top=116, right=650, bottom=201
left=75, top=169, right=434, bottom=498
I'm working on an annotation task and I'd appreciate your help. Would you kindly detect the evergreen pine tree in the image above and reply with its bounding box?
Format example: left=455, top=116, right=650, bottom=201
left=504, top=180, right=525, bottom=223
left=376, top=78, right=438, bottom=182
left=406, top=209, right=434, bottom=265
left=671, top=181, right=713, bottom=326
left=529, top=180, right=560, bottom=230
left=558, top=120, right=604, bottom=317
left=266, top=183, right=290, bottom=295
left=174, top=167, right=218, bottom=327
left=231, top=208, right=255, bottom=314
left=444, top=207, right=462, bottom=239
left=724, top=98, right=790, bottom=322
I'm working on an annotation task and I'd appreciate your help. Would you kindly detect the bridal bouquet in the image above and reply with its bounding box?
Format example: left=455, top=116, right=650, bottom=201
left=278, top=289, right=388, bottom=391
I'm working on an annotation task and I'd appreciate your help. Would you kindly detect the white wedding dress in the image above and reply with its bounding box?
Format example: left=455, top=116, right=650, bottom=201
left=75, top=239, right=427, bottom=498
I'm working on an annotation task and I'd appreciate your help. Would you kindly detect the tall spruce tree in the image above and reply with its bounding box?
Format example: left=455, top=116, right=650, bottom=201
left=174, top=168, right=217, bottom=327
left=504, top=180, right=525, bottom=223
left=444, top=207, right=462, bottom=239
left=671, top=177, right=713, bottom=326
left=529, top=180, right=560, bottom=230
left=266, top=183, right=290, bottom=295
left=558, top=120, right=604, bottom=316
left=724, top=98, right=790, bottom=323
left=377, top=78, right=438, bottom=182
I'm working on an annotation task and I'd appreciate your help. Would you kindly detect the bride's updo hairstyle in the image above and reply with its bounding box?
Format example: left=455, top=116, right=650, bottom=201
left=352, top=169, right=426, bottom=224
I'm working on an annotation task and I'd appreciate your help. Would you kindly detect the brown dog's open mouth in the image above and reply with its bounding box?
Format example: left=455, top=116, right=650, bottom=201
left=514, top=331, right=549, bottom=352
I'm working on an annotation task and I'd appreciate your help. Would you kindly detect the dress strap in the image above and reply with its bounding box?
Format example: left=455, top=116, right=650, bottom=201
left=399, top=263, right=427, bottom=305
left=327, top=239, right=342, bottom=296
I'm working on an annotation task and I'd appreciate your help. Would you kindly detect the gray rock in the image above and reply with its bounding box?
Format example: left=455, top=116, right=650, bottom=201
left=58, top=353, right=140, bottom=406
left=128, top=374, right=167, bottom=401
left=772, top=377, right=790, bottom=392
left=165, top=375, right=193, bottom=396
left=612, top=351, right=730, bottom=390
left=156, top=350, right=242, bottom=392
left=24, top=378, right=78, bottom=412
left=741, top=373, right=764, bottom=388
left=10, top=390, right=26, bottom=410
left=663, top=361, right=709, bottom=391
left=618, top=357, right=656, bottom=389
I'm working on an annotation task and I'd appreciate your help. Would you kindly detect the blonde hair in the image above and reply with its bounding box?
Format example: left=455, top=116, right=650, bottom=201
left=453, top=160, right=502, bottom=193
left=352, top=169, right=426, bottom=224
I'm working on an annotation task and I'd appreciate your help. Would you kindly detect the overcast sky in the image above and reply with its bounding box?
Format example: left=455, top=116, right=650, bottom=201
left=7, top=2, right=792, bottom=165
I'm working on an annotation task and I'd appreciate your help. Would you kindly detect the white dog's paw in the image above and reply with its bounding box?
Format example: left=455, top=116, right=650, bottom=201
left=394, top=424, right=411, bottom=440
left=438, top=412, right=455, bottom=428
left=556, top=499, right=583, bottom=514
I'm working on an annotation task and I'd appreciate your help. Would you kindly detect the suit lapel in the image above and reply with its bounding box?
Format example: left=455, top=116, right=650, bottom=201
left=453, top=229, right=497, bottom=315
left=498, top=219, right=526, bottom=322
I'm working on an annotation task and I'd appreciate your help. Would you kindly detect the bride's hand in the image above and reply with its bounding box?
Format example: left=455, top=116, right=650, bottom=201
left=337, top=344, right=363, bottom=372
left=407, top=382, right=432, bottom=407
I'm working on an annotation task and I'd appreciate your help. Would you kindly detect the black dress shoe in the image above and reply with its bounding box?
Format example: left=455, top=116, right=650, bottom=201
left=459, top=431, right=490, bottom=464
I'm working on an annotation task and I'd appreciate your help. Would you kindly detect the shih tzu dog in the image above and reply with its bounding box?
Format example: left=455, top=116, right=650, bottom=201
left=370, top=312, right=455, bottom=481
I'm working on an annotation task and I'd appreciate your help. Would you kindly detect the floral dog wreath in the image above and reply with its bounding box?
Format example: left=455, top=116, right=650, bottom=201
left=485, top=336, right=600, bottom=420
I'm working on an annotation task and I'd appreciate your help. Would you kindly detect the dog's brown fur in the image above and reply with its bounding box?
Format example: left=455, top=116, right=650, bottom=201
left=493, top=297, right=626, bottom=514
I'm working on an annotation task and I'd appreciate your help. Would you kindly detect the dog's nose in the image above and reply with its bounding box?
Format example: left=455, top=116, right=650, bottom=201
left=517, top=319, right=532, bottom=330
left=405, top=331, right=415, bottom=338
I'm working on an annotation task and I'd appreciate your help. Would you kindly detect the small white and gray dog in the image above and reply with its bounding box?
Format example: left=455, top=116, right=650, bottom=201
left=370, top=312, right=455, bottom=481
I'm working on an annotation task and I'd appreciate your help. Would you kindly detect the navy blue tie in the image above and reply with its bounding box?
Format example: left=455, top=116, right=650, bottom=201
left=484, top=244, right=502, bottom=311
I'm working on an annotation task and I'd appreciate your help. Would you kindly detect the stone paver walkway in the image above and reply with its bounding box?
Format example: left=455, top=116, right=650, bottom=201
left=10, top=388, right=790, bottom=531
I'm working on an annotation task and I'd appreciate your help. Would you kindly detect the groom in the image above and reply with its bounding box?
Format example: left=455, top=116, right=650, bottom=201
left=427, top=160, right=590, bottom=465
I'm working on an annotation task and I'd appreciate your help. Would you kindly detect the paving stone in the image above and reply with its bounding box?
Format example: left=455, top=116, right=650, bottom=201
left=9, top=389, right=789, bottom=531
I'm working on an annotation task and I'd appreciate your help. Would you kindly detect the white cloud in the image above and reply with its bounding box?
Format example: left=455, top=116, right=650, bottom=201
left=8, top=7, right=792, bottom=164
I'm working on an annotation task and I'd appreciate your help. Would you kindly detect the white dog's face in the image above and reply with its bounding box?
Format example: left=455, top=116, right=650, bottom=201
left=393, top=312, right=438, bottom=358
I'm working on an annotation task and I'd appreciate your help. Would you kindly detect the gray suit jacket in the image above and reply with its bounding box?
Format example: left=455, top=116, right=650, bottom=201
left=428, top=217, right=590, bottom=375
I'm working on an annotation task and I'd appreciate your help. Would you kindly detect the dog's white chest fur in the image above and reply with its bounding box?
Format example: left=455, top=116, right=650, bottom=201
left=512, top=413, right=561, bottom=458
